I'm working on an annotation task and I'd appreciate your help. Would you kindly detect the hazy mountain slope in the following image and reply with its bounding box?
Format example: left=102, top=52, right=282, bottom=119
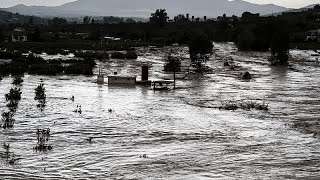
left=4, top=0, right=290, bottom=18
left=0, top=9, right=46, bottom=24
left=267, top=4, right=319, bottom=16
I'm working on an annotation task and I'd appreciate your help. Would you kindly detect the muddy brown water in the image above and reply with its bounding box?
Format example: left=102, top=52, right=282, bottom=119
left=1, top=43, right=320, bottom=179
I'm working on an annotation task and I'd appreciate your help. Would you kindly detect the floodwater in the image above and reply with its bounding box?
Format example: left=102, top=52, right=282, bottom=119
left=1, top=43, right=320, bottom=179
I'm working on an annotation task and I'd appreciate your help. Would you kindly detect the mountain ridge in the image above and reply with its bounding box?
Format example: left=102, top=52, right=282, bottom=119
left=3, top=0, right=290, bottom=18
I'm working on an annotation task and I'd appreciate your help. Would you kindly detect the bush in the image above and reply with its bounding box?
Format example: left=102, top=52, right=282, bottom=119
left=111, top=52, right=126, bottom=59
left=7, top=100, right=19, bottom=112
left=35, top=84, right=46, bottom=101
left=29, top=64, right=64, bottom=75
left=74, top=51, right=109, bottom=60
left=270, top=32, right=289, bottom=66
left=0, top=50, right=23, bottom=59
left=44, top=48, right=69, bottom=55
left=125, top=51, right=138, bottom=59
left=27, top=54, right=46, bottom=64
left=64, top=58, right=95, bottom=75
left=65, top=63, right=93, bottom=75
left=0, top=64, right=10, bottom=76
left=5, top=88, right=22, bottom=101
left=31, top=48, right=43, bottom=54
left=12, top=76, right=23, bottom=85
left=10, top=62, right=29, bottom=76
left=1, top=111, right=15, bottom=129
left=164, top=56, right=181, bottom=72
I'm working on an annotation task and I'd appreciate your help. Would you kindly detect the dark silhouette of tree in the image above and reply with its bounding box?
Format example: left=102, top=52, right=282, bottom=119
left=91, top=19, right=95, bottom=24
left=0, top=31, right=4, bottom=41
left=30, top=27, right=41, bottom=42
left=188, top=33, right=213, bottom=70
left=48, top=17, right=67, bottom=25
left=150, top=9, right=168, bottom=27
left=164, top=55, right=181, bottom=72
left=83, top=16, right=91, bottom=24
left=270, top=32, right=289, bottom=65
left=174, top=14, right=188, bottom=23
left=241, top=12, right=260, bottom=19
left=103, top=16, right=124, bottom=24
left=28, top=16, right=34, bottom=25
left=236, top=30, right=255, bottom=51
left=314, top=4, right=320, bottom=11
left=125, top=18, right=136, bottom=23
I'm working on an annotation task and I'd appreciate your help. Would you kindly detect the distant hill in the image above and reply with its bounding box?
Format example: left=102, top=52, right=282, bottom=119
left=270, top=4, right=319, bottom=16
left=0, top=10, right=46, bottom=24
left=3, top=0, right=290, bottom=18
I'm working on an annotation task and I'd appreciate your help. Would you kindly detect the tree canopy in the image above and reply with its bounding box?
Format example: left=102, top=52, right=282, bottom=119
left=188, top=33, right=213, bottom=70
left=150, top=9, right=168, bottom=27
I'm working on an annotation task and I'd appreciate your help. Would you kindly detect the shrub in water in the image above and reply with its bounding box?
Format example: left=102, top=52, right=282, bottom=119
left=1, top=112, right=15, bottom=129
left=111, top=52, right=126, bottom=59
left=5, top=88, right=22, bottom=101
left=27, top=54, right=46, bottom=64
left=6, top=100, right=19, bottom=112
left=164, top=56, right=181, bottom=72
left=12, top=76, right=23, bottom=85
left=35, top=84, right=46, bottom=111
left=29, top=64, right=64, bottom=75
left=125, top=51, right=138, bottom=59
left=64, top=63, right=94, bottom=75
left=35, top=84, right=46, bottom=101
left=34, top=128, right=52, bottom=152
left=74, top=51, right=109, bottom=60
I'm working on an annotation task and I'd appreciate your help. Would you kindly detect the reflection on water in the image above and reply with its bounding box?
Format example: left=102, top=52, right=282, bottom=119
left=1, top=43, right=320, bottom=179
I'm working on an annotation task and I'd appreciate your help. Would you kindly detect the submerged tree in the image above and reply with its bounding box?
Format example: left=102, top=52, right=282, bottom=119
left=35, top=84, right=46, bottom=111
left=34, top=128, right=52, bottom=152
left=5, top=88, right=22, bottom=101
left=164, top=55, right=181, bottom=72
left=236, top=30, right=255, bottom=51
left=188, top=34, right=213, bottom=70
left=1, top=111, right=15, bottom=129
left=269, top=32, right=290, bottom=66
left=12, top=76, right=23, bottom=85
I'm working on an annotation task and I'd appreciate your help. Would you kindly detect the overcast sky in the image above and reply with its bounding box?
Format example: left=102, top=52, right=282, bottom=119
left=0, top=0, right=319, bottom=8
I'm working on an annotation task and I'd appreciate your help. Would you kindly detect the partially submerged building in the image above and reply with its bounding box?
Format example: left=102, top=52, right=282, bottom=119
left=11, top=35, right=28, bottom=42
left=306, top=29, right=320, bottom=42
left=108, top=75, right=136, bottom=85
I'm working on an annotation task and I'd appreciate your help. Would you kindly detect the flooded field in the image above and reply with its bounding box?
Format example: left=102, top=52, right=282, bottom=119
left=1, top=42, right=320, bottom=179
